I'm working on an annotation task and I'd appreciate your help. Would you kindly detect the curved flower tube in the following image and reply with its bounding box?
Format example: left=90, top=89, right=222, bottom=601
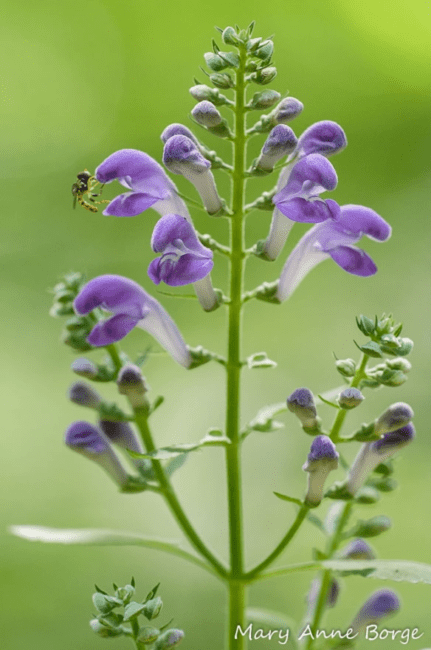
left=74, top=274, right=192, bottom=367
left=351, top=590, right=400, bottom=632
left=95, top=149, right=191, bottom=220
left=263, top=121, right=347, bottom=260
left=148, top=214, right=218, bottom=311
left=276, top=205, right=391, bottom=302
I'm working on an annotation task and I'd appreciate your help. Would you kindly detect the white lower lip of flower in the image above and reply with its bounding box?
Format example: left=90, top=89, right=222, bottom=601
left=263, top=208, right=296, bottom=259
left=187, top=170, right=223, bottom=215
left=137, top=306, right=192, bottom=368
left=193, top=275, right=219, bottom=311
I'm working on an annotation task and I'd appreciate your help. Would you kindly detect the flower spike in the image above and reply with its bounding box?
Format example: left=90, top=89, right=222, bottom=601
left=163, top=135, right=223, bottom=215
left=95, top=149, right=191, bottom=220
left=276, top=205, right=391, bottom=301
left=74, top=275, right=192, bottom=367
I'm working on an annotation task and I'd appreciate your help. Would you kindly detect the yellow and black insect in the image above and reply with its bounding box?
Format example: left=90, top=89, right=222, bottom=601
left=71, top=170, right=109, bottom=213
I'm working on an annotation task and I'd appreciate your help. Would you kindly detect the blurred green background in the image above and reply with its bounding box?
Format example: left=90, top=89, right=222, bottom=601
left=2, top=0, right=430, bottom=648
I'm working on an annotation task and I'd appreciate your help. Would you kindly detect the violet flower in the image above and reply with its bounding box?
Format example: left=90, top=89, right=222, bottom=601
left=346, top=423, right=415, bottom=495
left=253, top=125, right=298, bottom=173
left=95, top=149, right=190, bottom=220
left=68, top=382, right=101, bottom=409
left=65, top=421, right=128, bottom=487
left=339, top=538, right=376, bottom=560
left=163, top=135, right=223, bottom=215
left=287, top=388, right=319, bottom=429
left=302, top=435, right=339, bottom=506
left=263, top=121, right=347, bottom=260
left=74, top=274, right=192, bottom=368
left=148, top=214, right=218, bottom=311
left=273, top=97, right=304, bottom=124
left=374, top=402, right=414, bottom=435
left=351, top=590, right=400, bottom=632
left=161, top=123, right=200, bottom=146
left=99, top=419, right=144, bottom=455
left=117, top=363, right=149, bottom=409
left=276, top=205, right=391, bottom=302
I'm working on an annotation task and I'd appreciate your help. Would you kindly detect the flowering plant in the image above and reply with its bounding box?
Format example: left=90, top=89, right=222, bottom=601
left=11, top=22, right=431, bottom=650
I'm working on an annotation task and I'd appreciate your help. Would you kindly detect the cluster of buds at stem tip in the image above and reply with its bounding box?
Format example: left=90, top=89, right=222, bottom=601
left=346, top=407, right=415, bottom=496
left=302, top=436, right=339, bottom=506
left=287, top=388, right=321, bottom=433
left=163, top=134, right=224, bottom=216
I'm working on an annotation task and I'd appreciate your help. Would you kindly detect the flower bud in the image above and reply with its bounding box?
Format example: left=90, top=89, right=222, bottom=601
left=191, top=101, right=231, bottom=138
left=353, top=515, right=392, bottom=538
left=138, top=626, right=160, bottom=644
left=163, top=135, right=223, bottom=215
left=335, top=358, right=356, bottom=377
left=251, top=67, right=277, bottom=85
left=338, top=538, right=376, bottom=560
left=302, top=436, right=339, bottom=506
left=189, top=84, right=230, bottom=106
left=253, top=125, right=297, bottom=173
left=222, top=26, right=239, bottom=45
left=374, top=402, right=414, bottom=435
left=351, top=590, right=400, bottom=632
left=346, top=424, right=415, bottom=495
left=255, top=40, right=274, bottom=61
left=99, top=420, right=144, bottom=455
left=161, top=123, right=199, bottom=146
left=209, top=73, right=234, bottom=89
left=287, top=388, right=318, bottom=428
left=250, top=90, right=281, bottom=110
left=155, top=629, right=184, bottom=649
left=307, top=578, right=340, bottom=612
left=65, top=421, right=128, bottom=487
left=117, top=364, right=149, bottom=409
left=338, top=388, right=364, bottom=410
left=90, top=619, right=122, bottom=637
left=71, top=357, right=98, bottom=379
left=68, top=381, right=101, bottom=409
left=274, top=97, right=304, bottom=123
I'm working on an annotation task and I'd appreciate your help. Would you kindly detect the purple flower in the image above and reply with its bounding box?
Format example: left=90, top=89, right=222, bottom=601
left=95, top=149, right=190, bottom=220
left=74, top=275, right=191, bottom=367
left=273, top=97, right=304, bottom=124
left=374, top=402, right=414, bottom=435
left=302, top=435, right=339, bottom=506
left=163, top=135, right=223, bottom=215
left=262, top=122, right=346, bottom=260
left=254, top=125, right=298, bottom=173
left=65, top=421, right=128, bottom=487
left=276, top=205, right=391, bottom=301
left=287, top=387, right=318, bottom=428
left=351, top=590, right=400, bottom=631
left=161, top=123, right=200, bottom=146
left=117, top=363, right=149, bottom=409
left=272, top=154, right=340, bottom=224
left=99, top=419, right=144, bottom=455
left=339, top=538, right=376, bottom=560
left=346, top=423, right=415, bottom=495
left=68, top=382, right=101, bottom=409
left=148, top=215, right=219, bottom=311
left=192, top=101, right=223, bottom=127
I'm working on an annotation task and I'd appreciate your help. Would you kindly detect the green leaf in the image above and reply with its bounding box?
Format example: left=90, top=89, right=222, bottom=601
left=245, top=402, right=286, bottom=435
left=165, top=453, right=188, bottom=477
left=9, top=526, right=217, bottom=576
left=247, top=352, right=277, bottom=369
left=306, top=513, right=325, bottom=533
left=129, top=435, right=231, bottom=461
left=323, top=560, right=431, bottom=584
left=354, top=340, right=383, bottom=358
left=317, top=394, right=339, bottom=409
left=273, top=492, right=303, bottom=507
left=246, top=608, right=298, bottom=648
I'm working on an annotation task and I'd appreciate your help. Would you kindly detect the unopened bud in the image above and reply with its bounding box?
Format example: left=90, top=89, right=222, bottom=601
left=251, top=67, right=277, bottom=85
left=339, top=538, right=376, bottom=560
left=335, top=358, right=356, bottom=377
left=68, top=381, right=101, bottom=409
left=274, top=97, right=304, bottom=123
left=287, top=388, right=318, bottom=428
left=353, top=515, right=392, bottom=538
left=338, top=388, right=364, bottom=410
left=117, top=364, right=149, bottom=409
left=302, top=436, right=339, bottom=506
left=71, top=357, right=98, bottom=379
left=254, top=125, right=297, bottom=173
left=374, top=403, right=414, bottom=435
left=222, top=26, right=239, bottom=45
left=250, top=90, right=281, bottom=110
left=351, top=590, right=400, bottom=632
left=155, top=629, right=185, bottom=649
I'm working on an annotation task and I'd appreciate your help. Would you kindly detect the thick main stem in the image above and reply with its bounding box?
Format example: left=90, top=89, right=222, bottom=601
left=226, top=46, right=247, bottom=650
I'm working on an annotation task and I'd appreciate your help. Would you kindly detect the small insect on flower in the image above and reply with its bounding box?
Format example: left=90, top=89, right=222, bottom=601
left=71, top=170, right=109, bottom=213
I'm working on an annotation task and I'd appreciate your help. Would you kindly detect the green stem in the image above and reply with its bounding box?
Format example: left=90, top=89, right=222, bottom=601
left=304, top=502, right=353, bottom=650
left=330, top=354, right=369, bottom=443
left=134, top=408, right=228, bottom=579
left=245, top=504, right=310, bottom=580
left=226, top=45, right=248, bottom=650
left=105, top=343, right=123, bottom=375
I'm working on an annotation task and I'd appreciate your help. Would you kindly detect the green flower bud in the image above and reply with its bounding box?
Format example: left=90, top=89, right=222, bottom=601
left=189, top=84, right=229, bottom=106
left=138, top=627, right=161, bottom=645
left=204, top=52, right=227, bottom=72
left=250, top=90, right=281, bottom=109
left=155, top=629, right=185, bottom=649
left=335, top=358, right=356, bottom=377
left=89, top=619, right=123, bottom=637
left=210, top=73, right=234, bottom=89
left=353, top=515, right=392, bottom=538
left=251, top=67, right=277, bottom=85
left=222, top=26, right=239, bottom=45
left=143, top=596, right=163, bottom=620
left=255, top=40, right=274, bottom=60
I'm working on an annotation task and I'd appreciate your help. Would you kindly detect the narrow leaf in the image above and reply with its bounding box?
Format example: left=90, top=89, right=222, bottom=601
left=324, top=559, right=431, bottom=584
left=273, top=492, right=303, bottom=507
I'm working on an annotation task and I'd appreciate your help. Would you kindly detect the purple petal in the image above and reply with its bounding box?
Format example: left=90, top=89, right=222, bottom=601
left=65, top=421, right=109, bottom=454
left=103, top=191, right=161, bottom=217
left=338, top=205, right=392, bottom=241
left=328, top=245, right=377, bottom=276
left=163, top=135, right=210, bottom=173
left=74, top=275, right=148, bottom=317
left=161, top=123, right=199, bottom=145
left=96, top=149, right=173, bottom=197
left=297, top=121, right=347, bottom=157
left=151, top=214, right=205, bottom=253
left=372, top=423, right=415, bottom=453
left=148, top=254, right=213, bottom=287
left=87, top=313, right=140, bottom=346
left=262, top=125, right=297, bottom=156
left=275, top=196, right=340, bottom=223
left=307, top=435, right=339, bottom=462
left=275, top=97, right=304, bottom=123
left=274, top=154, right=338, bottom=202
